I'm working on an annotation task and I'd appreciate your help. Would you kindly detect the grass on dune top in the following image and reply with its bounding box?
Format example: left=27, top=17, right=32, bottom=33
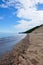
left=22, top=25, right=43, bottom=33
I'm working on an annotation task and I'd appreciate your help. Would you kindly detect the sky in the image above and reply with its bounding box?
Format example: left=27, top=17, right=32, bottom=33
left=0, top=0, right=43, bottom=33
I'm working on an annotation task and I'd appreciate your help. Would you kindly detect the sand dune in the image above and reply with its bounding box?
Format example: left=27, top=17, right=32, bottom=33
left=0, top=25, right=43, bottom=65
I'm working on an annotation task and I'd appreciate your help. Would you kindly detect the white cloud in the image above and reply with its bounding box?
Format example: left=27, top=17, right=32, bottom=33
left=0, top=0, right=20, bottom=8
left=0, top=0, right=43, bottom=32
left=14, top=20, right=29, bottom=32
left=38, top=0, right=43, bottom=3
left=13, top=0, right=43, bottom=32
left=0, top=4, right=8, bottom=8
left=14, top=20, right=43, bottom=32
left=0, top=0, right=15, bottom=8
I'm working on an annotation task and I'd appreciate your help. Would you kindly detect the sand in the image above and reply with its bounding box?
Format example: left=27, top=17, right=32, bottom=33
left=0, top=33, right=43, bottom=65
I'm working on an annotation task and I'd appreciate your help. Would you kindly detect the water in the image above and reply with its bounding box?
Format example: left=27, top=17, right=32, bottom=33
left=0, top=33, right=26, bottom=55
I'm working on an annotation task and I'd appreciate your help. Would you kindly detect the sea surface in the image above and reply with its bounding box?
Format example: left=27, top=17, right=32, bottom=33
left=0, top=33, right=26, bottom=55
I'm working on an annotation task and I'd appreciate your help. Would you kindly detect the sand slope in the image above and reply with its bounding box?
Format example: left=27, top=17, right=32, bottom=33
left=0, top=26, right=43, bottom=65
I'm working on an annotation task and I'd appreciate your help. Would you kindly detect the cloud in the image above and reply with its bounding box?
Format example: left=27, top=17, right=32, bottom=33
left=0, top=4, right=8, bottom=8
left=14, top=20, right=43, bottom=32
left=13, top=0, right=43, bottom=32
left=0, top=0, right=15, bottom=8
left=0, top=0, right=22, bottom=8
left=0, top=0, right=43, bottom=32
left=14, top=20, right=29, bottom=32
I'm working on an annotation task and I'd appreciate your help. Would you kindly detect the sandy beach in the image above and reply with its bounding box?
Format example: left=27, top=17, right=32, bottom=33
left=0, top=32, right=43, bottom=65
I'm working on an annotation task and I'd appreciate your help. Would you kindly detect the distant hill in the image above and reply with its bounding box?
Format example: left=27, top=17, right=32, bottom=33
left=20, top=24, right=43, bottom=33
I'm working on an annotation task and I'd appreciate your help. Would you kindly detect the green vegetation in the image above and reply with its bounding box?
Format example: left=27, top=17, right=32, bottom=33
left=22, top=24, right=43, bottom=33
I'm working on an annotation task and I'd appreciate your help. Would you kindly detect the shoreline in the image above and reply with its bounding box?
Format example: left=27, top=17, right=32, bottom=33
left=0, top=34, right=26, bottom=56
left=0, top=33, right=43, bottom=65
left=0, top=34, right=29, bottom=65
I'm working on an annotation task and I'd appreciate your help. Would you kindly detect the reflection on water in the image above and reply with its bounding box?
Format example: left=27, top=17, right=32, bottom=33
left=0, top=33, right=26, bottom=55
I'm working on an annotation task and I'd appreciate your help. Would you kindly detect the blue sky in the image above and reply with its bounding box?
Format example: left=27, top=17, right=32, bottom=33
left=0, top=0, right=43, bottom=33
left=36, top=3, right=43, bottom=10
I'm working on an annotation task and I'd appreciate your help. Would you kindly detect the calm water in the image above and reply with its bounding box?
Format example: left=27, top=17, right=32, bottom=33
left=0, top=33, right=26, bottom=55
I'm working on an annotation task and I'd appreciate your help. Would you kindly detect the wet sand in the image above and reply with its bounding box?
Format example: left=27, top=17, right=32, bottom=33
left=0, top=33, right=43, bottom=65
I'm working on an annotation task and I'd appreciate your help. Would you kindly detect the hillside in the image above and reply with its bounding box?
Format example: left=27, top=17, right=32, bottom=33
left=23, top=24, right=43, bottom=33
left=0, top=25, right=43, bottom=65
